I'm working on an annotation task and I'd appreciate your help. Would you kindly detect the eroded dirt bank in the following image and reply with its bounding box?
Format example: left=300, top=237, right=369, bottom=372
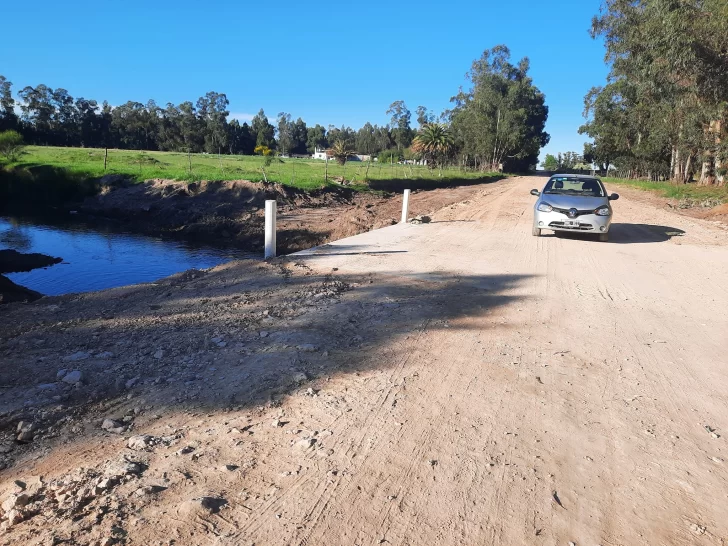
left=80, top=178, right=501, bottom=254
left=0, top=250, right=63, bottom=304
left=1, top=176, right=728, bottom=545
left=0, top=275, right=42, bottom=304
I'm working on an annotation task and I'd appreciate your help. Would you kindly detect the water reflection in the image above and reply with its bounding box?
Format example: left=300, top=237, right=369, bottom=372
left=0, top=216, right=249, bottom=296
left=0, top=219, right=33, bottom=252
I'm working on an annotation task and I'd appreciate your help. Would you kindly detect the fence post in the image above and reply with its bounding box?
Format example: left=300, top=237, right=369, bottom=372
left=401, top=189, right=411, bottom=224
left=264, top=200, right=277, bottom=259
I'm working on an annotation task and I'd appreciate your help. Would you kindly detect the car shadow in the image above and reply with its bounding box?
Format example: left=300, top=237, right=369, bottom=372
left=542, top=223, right=686, bottom=244
left=607, top=223, right=686, bottom=243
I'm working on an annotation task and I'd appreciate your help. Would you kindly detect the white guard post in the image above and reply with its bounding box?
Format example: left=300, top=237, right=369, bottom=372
left=401, top=189, right=411, bottom=224
left=264, top=200, right=277, bottom=259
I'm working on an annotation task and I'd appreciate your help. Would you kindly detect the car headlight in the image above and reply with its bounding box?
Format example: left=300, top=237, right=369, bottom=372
left=537, top=203, right=553, bottom=212
left=595, top=206, right=611, bottom=216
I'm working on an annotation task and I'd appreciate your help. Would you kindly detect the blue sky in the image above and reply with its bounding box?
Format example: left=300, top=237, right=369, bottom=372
left=2, top=0, right=608, bottom=161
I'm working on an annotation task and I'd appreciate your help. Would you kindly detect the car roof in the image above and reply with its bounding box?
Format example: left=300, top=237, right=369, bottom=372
left=550, top=173, right=601, bottom=180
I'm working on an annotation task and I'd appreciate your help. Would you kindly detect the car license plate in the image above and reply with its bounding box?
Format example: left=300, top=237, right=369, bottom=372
left=563, top=220, right=578, bottom=227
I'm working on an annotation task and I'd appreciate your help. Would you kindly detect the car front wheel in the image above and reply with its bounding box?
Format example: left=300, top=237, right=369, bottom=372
left=532, top=226, right=541, bottom=237
left=598, top=233, right=609, bottom=242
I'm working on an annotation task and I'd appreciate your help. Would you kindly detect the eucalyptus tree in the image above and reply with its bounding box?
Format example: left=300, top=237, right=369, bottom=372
left=75, top=97, right=101, bottom=148
left=450, top=45, right=549, bottom=172
left=227, top=119, right=255, bottom=155
left=326, top=125, right=355, bottom=147
left=251, top=109, right=276, bottom=149
left=0, top=76, right=17, bottom=131
left=17, top=84, right=55, bottom=144
left=51, top=88, right=77, bottom=145
left=276, top=112, right=294, bottom=155
left=196, top=91, right=229, bottom=154
left=586, top=0, right=728, bottom=184
left=178, top=101, right=204, bottom=152
left=416, top=106, right=435, bottom=128
left=306, top=124, right=327, bottom=153
left=355, top=122, right=378, bottom=155
left=291, top=118, right=308, bottom=154
left=386, top=100, right=413, bottom=150
left=374, top=125, right=393, bottom=153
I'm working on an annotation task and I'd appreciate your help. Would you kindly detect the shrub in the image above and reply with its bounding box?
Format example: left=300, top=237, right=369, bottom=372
left=378, top=149, right=402, bottom=164
left=254, top=145, right=275, bottom=166
left=0, top=130, right=26, bottom=162
left=402, top=148, right=419, bottom=161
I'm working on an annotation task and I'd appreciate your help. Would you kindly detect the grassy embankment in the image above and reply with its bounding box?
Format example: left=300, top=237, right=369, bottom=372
left=0, top=146, right=502, bottom=207
left=604, top=177, right=728, bottom=206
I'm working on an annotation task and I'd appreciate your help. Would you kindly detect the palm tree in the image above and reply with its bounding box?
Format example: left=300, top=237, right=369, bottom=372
left=411, top=123, right=454, bottom=176
left=329, top=140, right=356, bottom=166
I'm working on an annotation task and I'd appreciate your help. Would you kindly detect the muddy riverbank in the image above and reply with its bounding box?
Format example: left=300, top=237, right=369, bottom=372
left=75, top=178, right=504, bottom=253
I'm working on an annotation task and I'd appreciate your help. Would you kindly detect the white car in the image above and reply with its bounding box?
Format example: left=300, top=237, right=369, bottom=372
left=531, top=175, right=619, bottom=242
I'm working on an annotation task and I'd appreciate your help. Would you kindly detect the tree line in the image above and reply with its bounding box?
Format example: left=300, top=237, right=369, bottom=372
left=540, top=152, right=590, bottom=172
left=0, top=45, right=550, bottom=172
left=0, top=77, right=431, bottom=158
left=580, top=0, right=727, bottom=184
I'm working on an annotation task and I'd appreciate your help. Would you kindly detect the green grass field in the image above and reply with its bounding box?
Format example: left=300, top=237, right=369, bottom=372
left=603, top=177, right=728, bottom=205
left=9, top=146, right=499, bottom=192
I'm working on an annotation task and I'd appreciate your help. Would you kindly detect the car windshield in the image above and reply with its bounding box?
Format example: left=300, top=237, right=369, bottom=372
left=543, top=177, right=605, bottom=197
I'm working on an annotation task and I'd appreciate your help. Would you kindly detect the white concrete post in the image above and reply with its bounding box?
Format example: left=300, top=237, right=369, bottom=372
left=401, top=189, right=411, bottom=224
left=264, top=200, right=277, bottom=259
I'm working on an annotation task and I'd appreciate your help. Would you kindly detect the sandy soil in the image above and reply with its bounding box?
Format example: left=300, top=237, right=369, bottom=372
left=605, top=184, right=728, bottom=227
left=1, top=176, right=727, bottom=545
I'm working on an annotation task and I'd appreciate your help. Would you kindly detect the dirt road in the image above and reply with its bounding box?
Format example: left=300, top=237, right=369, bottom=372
left=1, top=176, right=727, bottom=545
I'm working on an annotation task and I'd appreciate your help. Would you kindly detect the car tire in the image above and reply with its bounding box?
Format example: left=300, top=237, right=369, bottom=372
left=532, top=226, right=541, bottom=237
left=598, top=233, right=609, bottom=242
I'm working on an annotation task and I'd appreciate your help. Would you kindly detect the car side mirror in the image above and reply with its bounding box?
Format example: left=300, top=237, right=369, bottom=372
left=530, top=189, right=540, bottom=196
left=608, top=193, right=620, bottom=201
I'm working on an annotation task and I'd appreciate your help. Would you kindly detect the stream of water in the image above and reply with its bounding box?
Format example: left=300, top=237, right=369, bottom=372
left=1, top=216, right=247, bottom=296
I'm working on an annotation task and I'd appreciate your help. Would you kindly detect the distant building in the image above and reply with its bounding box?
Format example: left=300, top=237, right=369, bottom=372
left=311, top=148, right=371, bottom=162
left=312, top=148, right=331, bottom=160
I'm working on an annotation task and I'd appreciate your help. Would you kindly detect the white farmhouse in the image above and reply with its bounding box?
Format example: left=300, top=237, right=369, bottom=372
left=311, top=148, right=372, bottom=162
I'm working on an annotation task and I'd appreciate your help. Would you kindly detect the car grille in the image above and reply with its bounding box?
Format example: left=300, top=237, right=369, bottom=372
left=552, top=207, right=594, bottom=217
left=549, top=222, right=594, bottom=231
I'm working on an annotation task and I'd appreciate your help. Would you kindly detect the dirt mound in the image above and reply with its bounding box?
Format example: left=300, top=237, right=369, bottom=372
left=81, top=179, right=359, bottom=251
left=88, top=179, right=355, bottom=215
left=76, top=178, right=501, bottom=254
left=704, top=202, right=728, bottom=220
